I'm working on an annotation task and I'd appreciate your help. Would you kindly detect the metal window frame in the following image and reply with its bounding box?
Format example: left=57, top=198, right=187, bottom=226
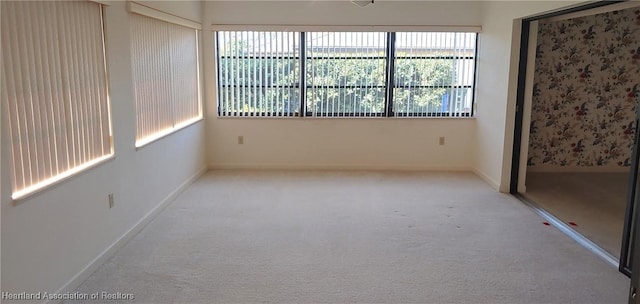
left=384, top=32, right=396, bottom=117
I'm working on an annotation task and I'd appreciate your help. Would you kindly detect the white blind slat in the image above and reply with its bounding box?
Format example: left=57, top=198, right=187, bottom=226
left=1, top=25, right=25, bottom=190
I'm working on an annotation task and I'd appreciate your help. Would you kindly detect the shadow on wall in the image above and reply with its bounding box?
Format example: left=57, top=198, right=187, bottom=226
left=528, top=7, right=640, bottom=169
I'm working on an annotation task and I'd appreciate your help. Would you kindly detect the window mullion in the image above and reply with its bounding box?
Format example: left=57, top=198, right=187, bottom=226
left=384, top=32, right=396, bottom=117
left=299, top=32, right=306, bottom=117
left=471, top=33, right=479, bottom=117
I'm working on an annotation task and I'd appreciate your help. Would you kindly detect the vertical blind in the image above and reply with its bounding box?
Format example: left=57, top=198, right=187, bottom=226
left=1, top=1, right=112, bottom=199
left=130, top=13, right=201, bottom=147
left=217, top=31, right=300, bottom=117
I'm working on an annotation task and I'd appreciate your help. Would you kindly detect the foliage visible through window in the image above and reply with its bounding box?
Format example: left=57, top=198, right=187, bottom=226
left=216, top=31, right=477, bottom=117
left=306, top=32, right=387, bottom=117
left=394, top=32, right=476, bottom=116
left=217, top=31, right=300, bottom=116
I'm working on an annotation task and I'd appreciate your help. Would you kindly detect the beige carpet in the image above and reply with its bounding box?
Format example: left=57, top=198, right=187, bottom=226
left=523, top=172, right=629, bottom=258
left=69, top=171, right=628, bottom=303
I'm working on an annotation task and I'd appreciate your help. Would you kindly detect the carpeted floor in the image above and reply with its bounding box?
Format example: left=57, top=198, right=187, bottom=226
left=69, top=171, right=629, bottom=303
left=523, top=172, right=628, bottom=258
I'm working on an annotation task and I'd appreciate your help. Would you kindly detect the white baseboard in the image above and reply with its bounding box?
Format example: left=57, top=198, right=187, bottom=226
left=527, top=165, right=630, bottom=173
left=46, top=166, right=208, bottom=304
left=208, top=162, right=471, bottom=172
left=472, top=168, right=500, bottom=191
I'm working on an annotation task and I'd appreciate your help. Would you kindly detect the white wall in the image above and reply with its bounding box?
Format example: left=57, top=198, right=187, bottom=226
left=0, top=1, right=206, bottom=300
left=473, top=1, right=582, bottom=191
left=209, top=118, right=475, bottom=170
left=203, top=1, right=481, bottom=171
left=207, top=1, right=481, bottom=26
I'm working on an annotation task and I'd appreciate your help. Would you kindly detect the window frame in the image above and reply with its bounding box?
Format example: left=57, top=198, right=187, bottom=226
left=214, top=28, right=479, bottom=118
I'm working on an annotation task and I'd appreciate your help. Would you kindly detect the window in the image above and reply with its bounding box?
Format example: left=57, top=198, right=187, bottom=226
left=1, top=1, right=113, bottom=200
left=393, top=32, right=476, bottom=117
left=306, top=32, right=387, bottom=117
left=215, top=30, right=478, bottom=118
left=129, top=3, right=202, bottom=147
left=217, top=31, right=300, bottom=117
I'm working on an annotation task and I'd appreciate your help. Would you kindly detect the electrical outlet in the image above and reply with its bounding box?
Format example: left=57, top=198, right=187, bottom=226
left=439, top=137, right=445, bottom=146
left=108, top=193, right=114, bottom=208
left=238, top=136, right=244, bottom=145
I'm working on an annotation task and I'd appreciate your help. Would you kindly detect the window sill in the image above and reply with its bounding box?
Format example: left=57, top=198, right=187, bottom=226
left=135, top=116, right=203, bottom=150
left=11, top=153, right=116, bottom=203
left=216, top=115, right=476, bottom=120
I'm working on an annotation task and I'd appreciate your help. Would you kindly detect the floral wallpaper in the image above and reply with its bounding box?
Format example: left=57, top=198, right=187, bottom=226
left=528, top=7, right=640, bottom=168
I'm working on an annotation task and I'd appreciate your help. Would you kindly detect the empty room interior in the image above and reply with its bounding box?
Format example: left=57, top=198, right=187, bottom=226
left=1, top=1, right=638, bottom=303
